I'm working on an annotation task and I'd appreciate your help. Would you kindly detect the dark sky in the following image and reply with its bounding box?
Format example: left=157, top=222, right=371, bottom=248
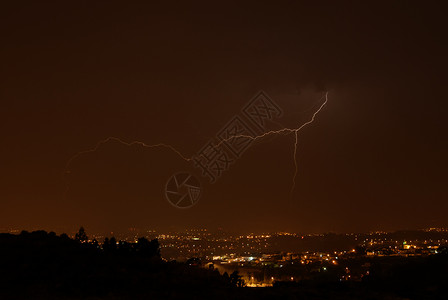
left=1, top=1, right=446, bottom=234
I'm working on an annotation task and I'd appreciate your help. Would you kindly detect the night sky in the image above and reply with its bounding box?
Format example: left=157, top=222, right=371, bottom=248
left=1, top=1, right=446, bottom=234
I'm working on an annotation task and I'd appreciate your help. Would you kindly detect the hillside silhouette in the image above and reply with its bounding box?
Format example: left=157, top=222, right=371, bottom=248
left=0, top=229, right=238, bottom=299
left=1, top=229, right=447, bottom=299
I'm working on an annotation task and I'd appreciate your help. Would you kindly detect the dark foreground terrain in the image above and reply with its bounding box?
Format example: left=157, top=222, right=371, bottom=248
left=1, top=230, right=447, bottom=299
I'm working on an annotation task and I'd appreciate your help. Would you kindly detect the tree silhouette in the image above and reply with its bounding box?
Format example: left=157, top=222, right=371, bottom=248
left=136, top=237, right=160, bottom=258
left=108, top=237, right=117, bottom=251
left=74, top=227, right=88, bottom=243
left=230, top=271, right=245, bottom=287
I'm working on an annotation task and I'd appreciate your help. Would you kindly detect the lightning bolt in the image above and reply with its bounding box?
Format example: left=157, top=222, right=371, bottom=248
left=290, top=92, right=328, bottom=194
left=64, top=92, right=328, bottom=196
left=212, top=92, right=328, bottom=194
left=64, top=137, right=192, bottom=174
